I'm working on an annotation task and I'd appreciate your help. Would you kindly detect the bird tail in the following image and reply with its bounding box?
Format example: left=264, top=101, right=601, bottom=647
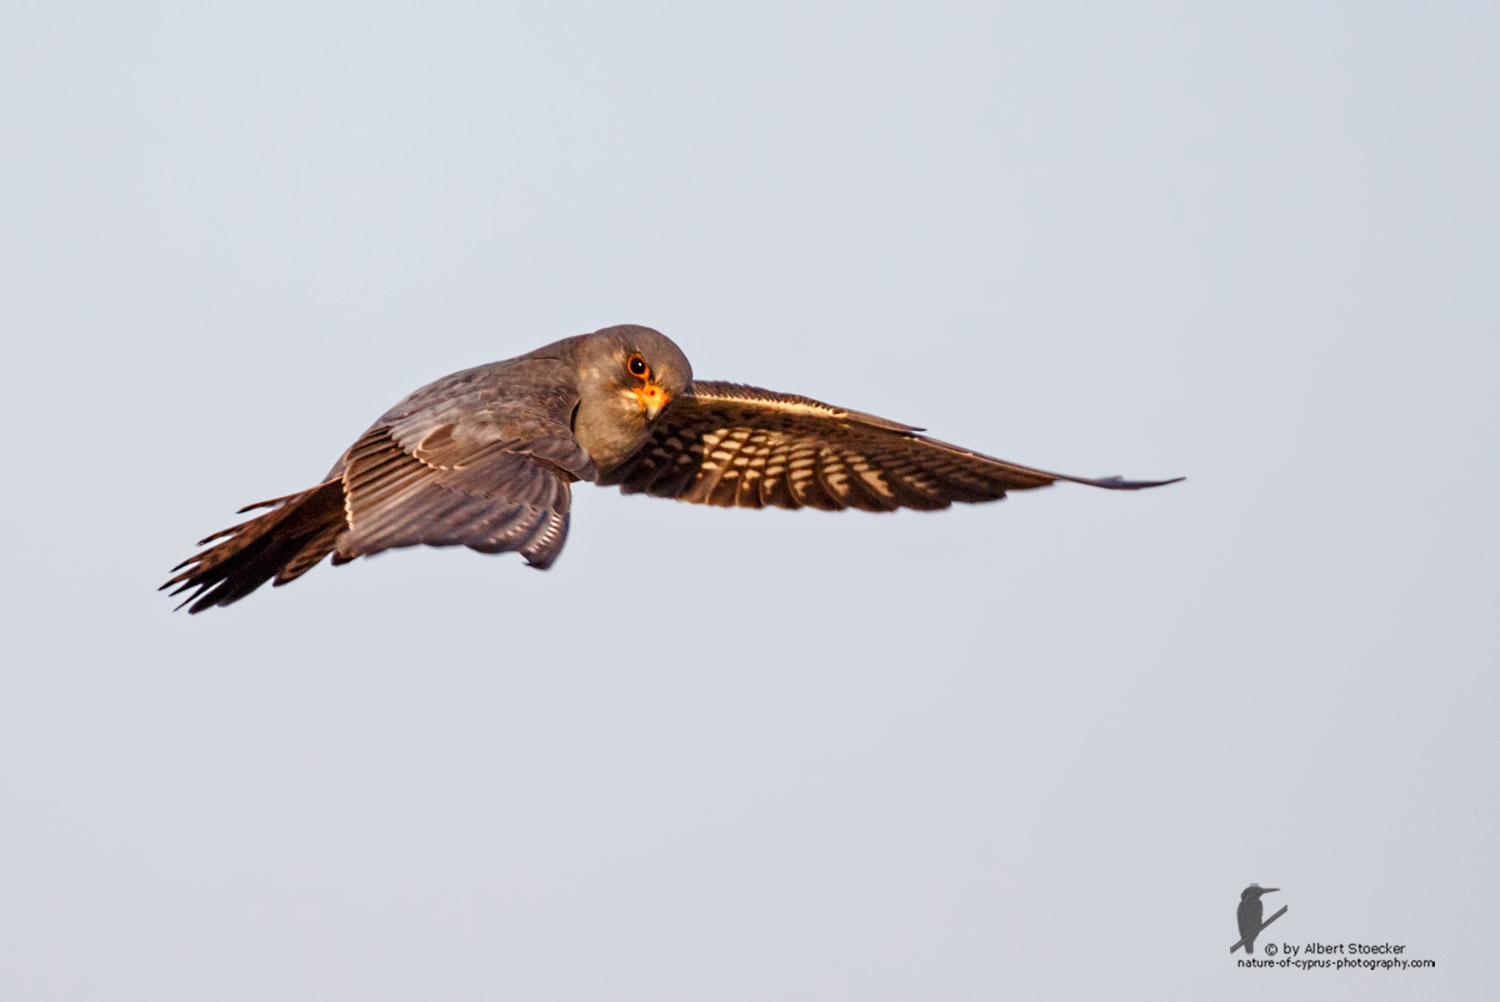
left=1246, top=940, right=1255, bottom=954
left=161, top=478, right=348, bottom=613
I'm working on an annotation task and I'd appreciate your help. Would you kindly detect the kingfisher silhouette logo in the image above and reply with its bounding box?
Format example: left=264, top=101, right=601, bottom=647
left=1231, top=884, right=1286, bottom=954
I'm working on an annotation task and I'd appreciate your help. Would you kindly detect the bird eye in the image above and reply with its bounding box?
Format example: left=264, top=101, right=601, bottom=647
left=627, top=354, right=649, bottom=379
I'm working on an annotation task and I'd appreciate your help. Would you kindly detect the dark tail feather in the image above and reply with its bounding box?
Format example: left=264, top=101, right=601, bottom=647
left=162, top=478, right=348, bottom=613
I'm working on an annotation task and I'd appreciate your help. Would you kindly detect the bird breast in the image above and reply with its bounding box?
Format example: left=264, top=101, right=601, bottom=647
left=572, top=388, right=653, bottom=473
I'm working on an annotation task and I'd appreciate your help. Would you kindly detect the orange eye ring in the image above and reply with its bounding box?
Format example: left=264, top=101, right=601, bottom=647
left=626, top=354, right=650, bottom=379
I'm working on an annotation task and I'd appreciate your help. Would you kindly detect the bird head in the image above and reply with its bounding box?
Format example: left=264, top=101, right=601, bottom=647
left=1241, top=884, right=1279, bottom=901
left=574, top=324, right=693, bottom=422
left=569, top=325, right=694, bottom=469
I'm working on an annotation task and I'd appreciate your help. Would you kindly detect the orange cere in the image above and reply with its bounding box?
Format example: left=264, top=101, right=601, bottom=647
left=632, top=382, right=669, bottom=418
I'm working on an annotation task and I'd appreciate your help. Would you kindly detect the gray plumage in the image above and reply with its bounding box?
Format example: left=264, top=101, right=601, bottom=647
left=164, top=324, right=1180, bottom=612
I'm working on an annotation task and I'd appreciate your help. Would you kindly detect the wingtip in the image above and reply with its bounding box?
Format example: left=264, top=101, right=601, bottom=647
left=1087, top=474, right=1186, bottom=490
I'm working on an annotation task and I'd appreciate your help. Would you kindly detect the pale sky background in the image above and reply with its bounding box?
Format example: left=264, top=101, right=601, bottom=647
left=3, top=2, right=1497, bottom=999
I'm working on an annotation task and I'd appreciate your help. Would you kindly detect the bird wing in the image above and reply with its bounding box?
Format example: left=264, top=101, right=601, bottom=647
left=161, top=361, right=597, bottom=612
left=596, top=380, right=1180, bottom=511
left=333, top=364, right=598, bottom=568
left=334, top=424, right=593, bottom=569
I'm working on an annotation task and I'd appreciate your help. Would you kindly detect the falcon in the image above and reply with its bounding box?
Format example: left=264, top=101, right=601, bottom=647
left=164, top=324, right=1181, bottom=612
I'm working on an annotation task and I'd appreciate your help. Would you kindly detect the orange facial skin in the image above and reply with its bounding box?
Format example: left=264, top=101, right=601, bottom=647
left=632, top=382, right=669, bottom=420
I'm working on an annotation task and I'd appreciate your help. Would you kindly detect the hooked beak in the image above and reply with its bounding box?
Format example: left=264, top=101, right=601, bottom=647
left=632, top=382, right=670, bottom=420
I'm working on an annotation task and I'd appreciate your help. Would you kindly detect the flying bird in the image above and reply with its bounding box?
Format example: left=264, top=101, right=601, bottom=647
left=163, top=324, right=1181, bottom=612
left=1237, top=885, right=1279, bottom=953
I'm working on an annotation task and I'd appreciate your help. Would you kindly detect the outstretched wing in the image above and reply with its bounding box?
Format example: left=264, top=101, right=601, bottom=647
left=333, top=422, right=593, bottom=567
left=334, top=359, right=597, bottom=564
left=596, top=381, right=1180, bottom=511
left=163, top=360, right=597, bottom=612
